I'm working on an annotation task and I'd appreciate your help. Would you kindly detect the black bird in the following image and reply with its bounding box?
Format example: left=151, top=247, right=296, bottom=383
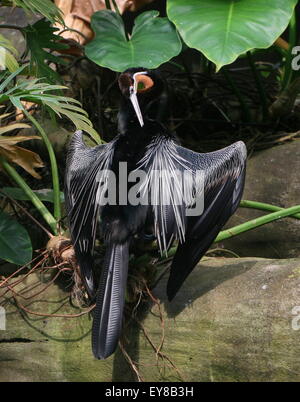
left=64, top=68, right=247, bottom=360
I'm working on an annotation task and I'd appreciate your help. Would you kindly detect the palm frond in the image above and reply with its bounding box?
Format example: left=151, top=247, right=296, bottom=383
left=12, top=0, right=64, bottom=24
left=0, top=70, right=102, bottom=144
left=0, top=34, right=19, bottom=72
left=23, top=19, right=68, bottom=83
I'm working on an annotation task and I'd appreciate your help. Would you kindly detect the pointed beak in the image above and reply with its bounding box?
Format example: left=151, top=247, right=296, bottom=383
left=129, top=86, right=144, bottom=127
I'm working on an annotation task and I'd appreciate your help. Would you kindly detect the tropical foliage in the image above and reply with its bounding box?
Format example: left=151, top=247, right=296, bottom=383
left=0, top=2, right=100, bottom=265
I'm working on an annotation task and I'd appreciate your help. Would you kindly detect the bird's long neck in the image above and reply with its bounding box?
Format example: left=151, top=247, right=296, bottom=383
left=117, top=97, right=147, bottom=136
left=117, top=95, right=171, bottom=144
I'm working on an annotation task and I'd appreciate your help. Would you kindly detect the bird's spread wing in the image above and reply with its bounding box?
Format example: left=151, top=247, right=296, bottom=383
left=167, top=140, right=247, bottom=300
left=64, top=131, right=115, bottom=296
left=137, top=137, right=247, bottom=300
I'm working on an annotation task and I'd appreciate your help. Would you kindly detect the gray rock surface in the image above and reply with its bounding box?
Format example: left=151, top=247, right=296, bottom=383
left=1, top=257, right=300, bottom=382
left=0, top=7, right=39, bottom=55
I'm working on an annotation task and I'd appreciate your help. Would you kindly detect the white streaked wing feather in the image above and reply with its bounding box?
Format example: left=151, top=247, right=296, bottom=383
left=136, top=137, right=247, bottom=255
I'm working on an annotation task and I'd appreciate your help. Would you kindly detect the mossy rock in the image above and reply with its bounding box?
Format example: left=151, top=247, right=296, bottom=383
left=0, top=270, right=113, bottom=382
left=1, top=257, right=300, bottom=382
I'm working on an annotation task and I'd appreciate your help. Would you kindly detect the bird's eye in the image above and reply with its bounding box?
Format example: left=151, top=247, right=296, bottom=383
left=135, top=75, right=154, bottom=93
left=137, top=82, right=145, bottom=91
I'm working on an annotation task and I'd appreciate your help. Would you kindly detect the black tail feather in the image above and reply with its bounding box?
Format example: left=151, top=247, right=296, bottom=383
left=92, top=242, right=129, bottom=360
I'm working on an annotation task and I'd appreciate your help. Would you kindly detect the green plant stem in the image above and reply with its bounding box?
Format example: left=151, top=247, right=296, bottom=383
left=0, top=24, right=24, bottom=31
left=282, top=11, right=297, bottom=90
left=247, top=51, right=269, bottom=120
left=222, top=68, right=251, bottom=122
left=105, top=0, right=122, bottom=17
left=0, top=156, right=57, bottom=234
left=24, top=110, right=61, bottom=226
left=109, top=0, right=129, bottom=40
left=105, top=0, right=111, bottom=9
left=111, top=0, right=121, bottom=15
left=215, top=204, right=300, bottom=242
left=240, top=199, right=300, bottom=219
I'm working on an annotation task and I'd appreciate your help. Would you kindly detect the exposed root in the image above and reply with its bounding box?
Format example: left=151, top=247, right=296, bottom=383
left=119, top=273, right=185, bottom=382
left=118, top=340, right=145, bottom=382
left=137, top=318, right=186, bottom=382
left=0, top=235, right=91, bottom=318
left=144, top=284, right=165, bottom=358
left=2, top=236, right=184, bottom=381
left=13, top=294, right=95, bottom=318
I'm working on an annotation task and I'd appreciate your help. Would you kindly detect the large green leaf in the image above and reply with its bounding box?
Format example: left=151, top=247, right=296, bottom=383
left=23, top=19, right=68, bottom=83
left=167, top=0, right=297, bottom=71
left=0, top=210, right=32, bottom=265
left=85, top=10, right=182, bottom=72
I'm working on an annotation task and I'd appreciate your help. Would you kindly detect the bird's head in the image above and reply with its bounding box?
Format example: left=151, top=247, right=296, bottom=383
left=118, top=68, right=163, bottom=127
